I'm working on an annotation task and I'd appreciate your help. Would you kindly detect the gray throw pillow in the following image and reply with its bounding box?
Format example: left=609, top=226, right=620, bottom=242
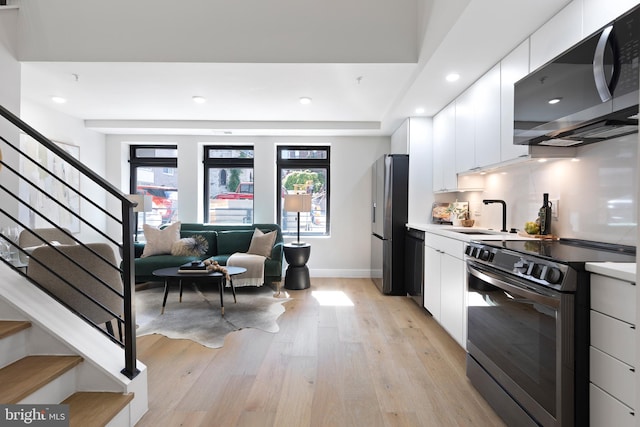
left=246, top=228, right=276, bottom=258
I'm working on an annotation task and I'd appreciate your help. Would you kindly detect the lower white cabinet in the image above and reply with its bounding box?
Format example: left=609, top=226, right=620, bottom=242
left=589, top=272, right=636, bottom=426
left=424, top=233, right=465, bottom=348
left=424, top=245, right=441, bottom=321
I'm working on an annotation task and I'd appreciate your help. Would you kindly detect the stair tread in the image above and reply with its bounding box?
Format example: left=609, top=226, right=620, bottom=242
left=0, top=355, right=83, bottom=403
left=0, top=320, right=31, bottom=339
left=63, top=392, right=134, bottom=427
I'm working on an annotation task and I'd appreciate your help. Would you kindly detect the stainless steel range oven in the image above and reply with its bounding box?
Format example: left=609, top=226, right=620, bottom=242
left=465, top=239, right=635, bottom=427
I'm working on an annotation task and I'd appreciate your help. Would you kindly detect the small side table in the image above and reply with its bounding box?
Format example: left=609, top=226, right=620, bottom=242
left=284, top=243, right=311, bottom=290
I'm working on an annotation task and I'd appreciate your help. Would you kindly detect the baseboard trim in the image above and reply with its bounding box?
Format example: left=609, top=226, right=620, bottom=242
left=308, top=269, right=371, bottom=278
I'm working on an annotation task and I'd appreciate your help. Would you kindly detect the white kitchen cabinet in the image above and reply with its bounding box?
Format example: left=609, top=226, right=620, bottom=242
left=454, top=87, right=474, bottom=173
left=500, top=40, right=530, bottom=162
left=530, top=0, right=583, bottom=71
left=439, top=251, right=465, bottom=347
left=590, top=384, right=635, bottom=427
left=473, top=65, right=501, bottom=169
left=589, top=272, right=636, bottom=426
left=424, top=245, right=441, bottom=320
left=432, top=102, right=457, bottom=192
left=424, top=232, right=465, bottom=348
left=454, top=64, right=501, bottom=173
left=583, top=0, right=640, bottom=38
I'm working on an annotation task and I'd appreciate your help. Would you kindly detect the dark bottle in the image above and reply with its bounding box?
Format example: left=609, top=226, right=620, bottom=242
left=539, top=193, right=552, bottom=235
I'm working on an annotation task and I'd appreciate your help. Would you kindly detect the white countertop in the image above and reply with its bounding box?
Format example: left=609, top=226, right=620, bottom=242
left=406, top=222, right=535, bottom=242
left=585, top=262, right=636, bottom=283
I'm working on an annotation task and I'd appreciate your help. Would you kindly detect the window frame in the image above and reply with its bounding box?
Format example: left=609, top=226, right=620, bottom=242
left=277, top=145, right=331, bottom=237
left=203, top=145, right=255, bottom=223
left=129, top=145, right=178, bottom=192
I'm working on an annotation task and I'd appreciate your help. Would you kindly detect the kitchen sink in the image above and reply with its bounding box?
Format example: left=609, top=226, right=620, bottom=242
left=452, top=230, right=499, bottom=235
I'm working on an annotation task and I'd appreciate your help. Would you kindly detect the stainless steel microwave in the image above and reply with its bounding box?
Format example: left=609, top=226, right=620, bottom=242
left=514, top=5, right=639, bottom=147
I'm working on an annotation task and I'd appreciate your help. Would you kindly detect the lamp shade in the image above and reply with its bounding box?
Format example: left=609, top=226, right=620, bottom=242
left=284, top=193, right=312, bottom=212
left=127, top=194, right=153, bottom=213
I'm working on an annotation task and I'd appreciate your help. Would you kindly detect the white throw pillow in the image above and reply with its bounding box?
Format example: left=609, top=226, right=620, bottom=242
left=141, top=221, right=181, bottom=258
left=247, top=228, right=277, bottom=258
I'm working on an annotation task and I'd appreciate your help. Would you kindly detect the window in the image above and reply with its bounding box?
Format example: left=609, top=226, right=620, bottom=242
left=277, top=146, right=330, bottom=236
left=204, top=146, right=254, bottom=224
left=130, top=145, right=178, bottom=229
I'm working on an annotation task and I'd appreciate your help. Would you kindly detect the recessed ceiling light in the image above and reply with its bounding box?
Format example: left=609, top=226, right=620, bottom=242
left=446, top=73, right=460, bottom=82
left=192, top=96, right=206, bottom=104
left=51, top=96, right=67, bottom=104
left=415, top=107, right=425, bottom=114
left=548, top=97, right=562, bottom=104
left=299, top=97, right=312, bottom=105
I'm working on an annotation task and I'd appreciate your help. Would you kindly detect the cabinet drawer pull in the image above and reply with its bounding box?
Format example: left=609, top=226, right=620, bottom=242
left=631, top=325, right=636, bottom=330
left=631, top=411, right=635, bottom=416
left=630, top=367, right=636, bottom=373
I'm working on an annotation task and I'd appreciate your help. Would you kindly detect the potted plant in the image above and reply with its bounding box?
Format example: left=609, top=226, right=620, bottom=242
left=446, top=200, right=470, bottom=226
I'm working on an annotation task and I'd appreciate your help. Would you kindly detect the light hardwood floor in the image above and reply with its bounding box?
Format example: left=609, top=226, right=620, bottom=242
left=135, top=278, right=505, bottom=427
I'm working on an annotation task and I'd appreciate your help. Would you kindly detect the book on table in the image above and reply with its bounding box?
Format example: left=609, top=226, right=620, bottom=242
left=178, top=262, right=208, bottom=273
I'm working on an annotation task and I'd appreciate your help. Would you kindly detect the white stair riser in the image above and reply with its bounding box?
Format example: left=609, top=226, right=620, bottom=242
left=106, top=404, right=132, bottom=427
left=18, top=367, right=77, bottom=405
left=0, top=329, right=28, bottom=368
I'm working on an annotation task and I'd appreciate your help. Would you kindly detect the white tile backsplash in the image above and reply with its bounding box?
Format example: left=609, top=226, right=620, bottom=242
left=477, top=134, right=638, bottom=245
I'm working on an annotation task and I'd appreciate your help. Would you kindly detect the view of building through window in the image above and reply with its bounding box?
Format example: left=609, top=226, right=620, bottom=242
left=204, top=146, right=254, bottom=224
left=130, top=146, right=178, bottom=231
left=277, top=146, right=330, bottom=236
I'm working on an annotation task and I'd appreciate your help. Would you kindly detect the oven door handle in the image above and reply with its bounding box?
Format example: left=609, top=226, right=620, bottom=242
left=468, top=263, right=560, bottom=308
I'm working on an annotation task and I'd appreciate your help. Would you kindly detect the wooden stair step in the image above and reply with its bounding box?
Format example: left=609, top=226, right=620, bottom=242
left=0, top=320, right=31, bottom=339
left=0, top=355, right=83, bottom=403
left=63, top=392, right=134, bottom=427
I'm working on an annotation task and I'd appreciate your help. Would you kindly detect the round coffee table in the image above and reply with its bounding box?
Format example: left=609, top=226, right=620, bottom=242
left=152, top=265, right=247, bottom=316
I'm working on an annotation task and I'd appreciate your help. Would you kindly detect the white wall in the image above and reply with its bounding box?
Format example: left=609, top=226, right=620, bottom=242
left=20, top=100, right=109, bottom=242
left=0, top=8, right=21, bottom=227
left=105, top=134, right=390, bottom=277
left=465, top=134, right=637, bottom=245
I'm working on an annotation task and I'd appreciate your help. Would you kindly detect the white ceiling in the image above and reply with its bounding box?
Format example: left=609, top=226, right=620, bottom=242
left=16, top=0, right=571, bottom=137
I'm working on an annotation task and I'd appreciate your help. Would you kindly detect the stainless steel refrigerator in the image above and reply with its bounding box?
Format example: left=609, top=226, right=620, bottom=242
left=371, top=154, right=408, bottom=295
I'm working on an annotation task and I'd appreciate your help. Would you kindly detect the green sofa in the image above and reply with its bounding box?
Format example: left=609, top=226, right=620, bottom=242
left=133, top=223, right=284, bottom=285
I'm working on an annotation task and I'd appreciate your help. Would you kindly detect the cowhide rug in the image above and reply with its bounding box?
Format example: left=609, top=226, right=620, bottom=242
left=135, top=282, right=289, bottom=348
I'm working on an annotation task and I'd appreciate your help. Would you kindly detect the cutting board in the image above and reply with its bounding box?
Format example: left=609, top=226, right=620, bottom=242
left=517, top=231, right=559, bottom=240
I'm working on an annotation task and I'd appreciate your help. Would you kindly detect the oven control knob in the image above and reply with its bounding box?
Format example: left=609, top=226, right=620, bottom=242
left=546, top=267, right=563, bottom=284
left=465, top=246, right=474, bottom=257
left=479, top=249, right=491, bottom=261
left=514, top=260, right=528, bottom=274
left=530, top=263, right=544, bottom=279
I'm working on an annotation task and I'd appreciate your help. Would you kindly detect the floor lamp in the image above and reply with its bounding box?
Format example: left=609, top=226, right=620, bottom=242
left=127, top=194, right=152, bottom=241
left=283, top=193, right=312, bottom=245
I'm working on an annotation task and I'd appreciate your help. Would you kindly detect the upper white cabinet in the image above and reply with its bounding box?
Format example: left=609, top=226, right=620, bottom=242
left=500, top=40, right=530, bottom=161
left=432, top=102, right=457, bottom=192
left=473, top=65, right=501, bottom=168
left=530, top=0, right=583, bottom=71
left=454, top=64, right=501, bottom=173
left=454, top=88, right=475, bottom=173
left=583, top=0, right=640, bottom=37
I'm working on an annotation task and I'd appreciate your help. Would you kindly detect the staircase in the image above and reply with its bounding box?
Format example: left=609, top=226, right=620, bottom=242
left=0, top=264, right=147, bottom=426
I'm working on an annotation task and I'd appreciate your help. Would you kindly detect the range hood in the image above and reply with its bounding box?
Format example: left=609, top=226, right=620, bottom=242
left=514, top=5, right=639, bottom=147
left=517, top=109, right=638, bottom=147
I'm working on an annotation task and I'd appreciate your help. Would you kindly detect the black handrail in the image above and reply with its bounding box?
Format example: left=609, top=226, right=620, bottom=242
left=0, top=104, right=139, bottom=379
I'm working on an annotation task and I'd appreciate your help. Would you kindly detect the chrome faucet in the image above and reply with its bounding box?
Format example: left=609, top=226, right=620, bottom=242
left=483, top=199, right=507, bottom=232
